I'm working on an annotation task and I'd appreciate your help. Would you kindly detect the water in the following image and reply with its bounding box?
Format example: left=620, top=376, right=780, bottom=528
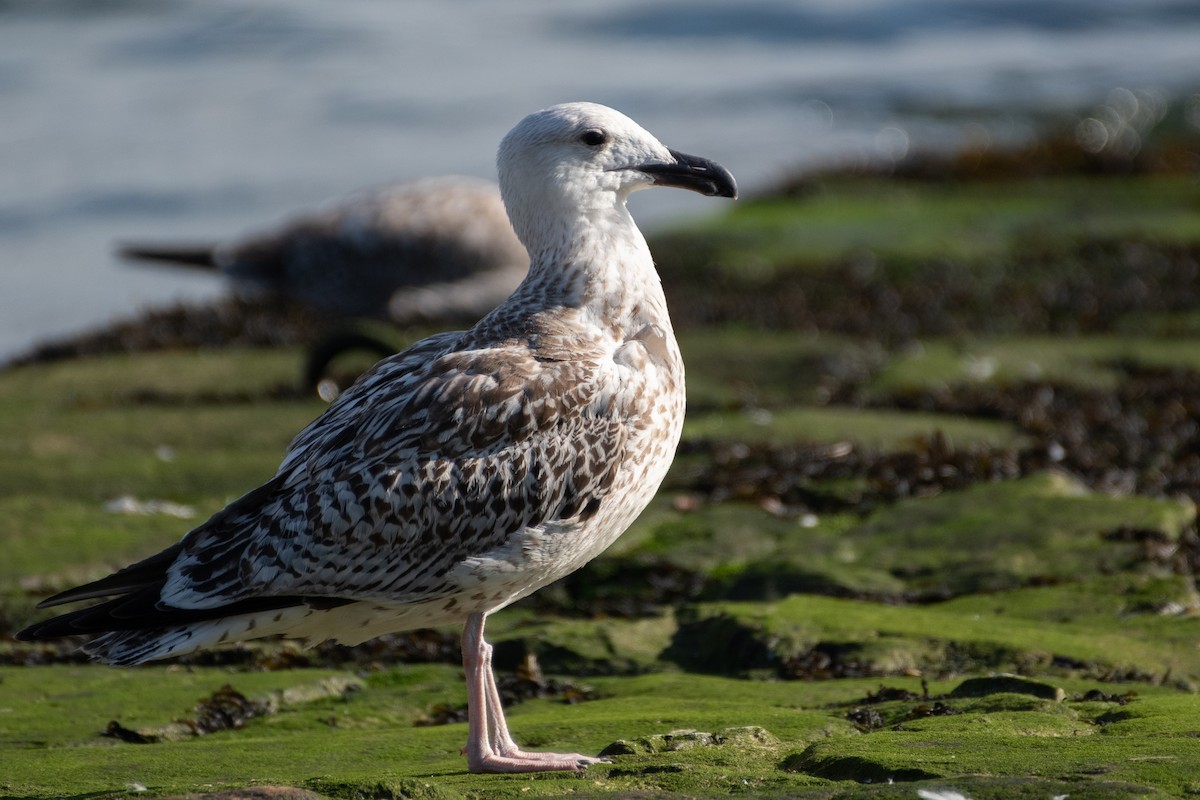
left=3, top=0, right=1200, bottom=360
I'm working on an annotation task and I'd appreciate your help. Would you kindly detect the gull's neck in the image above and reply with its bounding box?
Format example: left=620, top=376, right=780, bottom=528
left=504, top=201, right=670, bottom=340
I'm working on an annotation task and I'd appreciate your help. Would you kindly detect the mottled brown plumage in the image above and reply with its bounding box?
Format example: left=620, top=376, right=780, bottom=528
left=19, top=102, right=736, bottom=773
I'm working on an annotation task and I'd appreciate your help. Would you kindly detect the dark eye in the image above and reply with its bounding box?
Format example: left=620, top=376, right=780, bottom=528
left=580, top=129, right=607, bottom=147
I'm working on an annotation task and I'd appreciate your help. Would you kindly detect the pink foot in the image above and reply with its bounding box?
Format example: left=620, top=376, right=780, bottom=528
left=468, top=748, right=609, bottom=774
left=461, top=613, right=610, bottom=774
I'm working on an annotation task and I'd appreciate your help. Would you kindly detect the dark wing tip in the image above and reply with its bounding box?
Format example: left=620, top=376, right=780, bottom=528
left=34, top=543, right=185, bottom=609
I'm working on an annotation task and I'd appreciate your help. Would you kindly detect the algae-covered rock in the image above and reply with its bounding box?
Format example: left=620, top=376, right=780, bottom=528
left=600, top=725, right=780, bottom=757
left=661, top=590, right=1200, bottom=682
left=844, top=472, right=1195, bottom=598
left=781, top=691, right=1200, bottom=796
left=573, top=472, right=1196, bottom=616
left=305, top=777, right=463, bottom=800
left=489, top=612, right=677, bottom=675
left=169, top=788, right=327, bottom=800
left=948, top=675, right=1065, bottom=702
left=781, top=743, right=942, bottom=782
left=103, top=676, right=366, bottom=744
left=822, top=776, right=1170, bottom=799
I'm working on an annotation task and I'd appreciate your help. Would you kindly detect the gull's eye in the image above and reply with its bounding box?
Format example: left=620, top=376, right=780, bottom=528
left=579, top=129, right=608, bottom=147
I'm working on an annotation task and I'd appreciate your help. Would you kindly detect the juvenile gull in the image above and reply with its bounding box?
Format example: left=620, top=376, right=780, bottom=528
left=19, top=102, right=737, bottom=773
left=119, top=176, right=529, bottom=324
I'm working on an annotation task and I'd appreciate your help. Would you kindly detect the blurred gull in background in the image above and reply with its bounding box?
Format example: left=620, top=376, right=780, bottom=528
left=119, top=176, right=528, bottom=325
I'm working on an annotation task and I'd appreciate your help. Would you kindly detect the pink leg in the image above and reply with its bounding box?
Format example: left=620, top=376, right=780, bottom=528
left=461, top=612, right=609, bottom=773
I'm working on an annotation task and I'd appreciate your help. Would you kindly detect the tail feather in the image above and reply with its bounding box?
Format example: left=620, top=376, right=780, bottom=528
left=82, top=607, right=318, bottom=665
left=36, top=543, right=184, bottom=609
left=17, top=546, right=355, bottom=664
left=18, top=586, right=325, bottom=640
left=18, top=590, right=352, bottom=665
left=15, top=477, right=358, bottom=664
left=118, top=243, right=219, bottom=271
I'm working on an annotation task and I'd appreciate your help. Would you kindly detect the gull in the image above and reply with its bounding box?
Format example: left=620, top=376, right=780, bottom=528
left=119, top=176, right=529, bottom=324
left=18, top=102, right=736, bottom=773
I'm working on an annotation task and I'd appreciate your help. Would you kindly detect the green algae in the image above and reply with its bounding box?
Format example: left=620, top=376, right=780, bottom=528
left=844, top=472, right=1195, bottom=596
left=677, top=329, right=882, bottom=410
left=0, top=349, right=326, bottom=604
left=590, top=472, right=1196, bottom=609
left=787, top=692, right=1200, bottom=796
left=683, top=405, right=1020, bottom=451
left=667, top=589, right=1200, bottom=683
left=304, top=776, right=464, bottom=800
left=870, top=335, right=1200, bottom=395
left=7, top=351, right=1200, bottom=796
left=486, top=610, right=677, bottom=676
left=5, top=663, right=1198, bottom=798
left=654, top=175, right=1200, bottom=277
left=0, top=665, right=365, bottom=749
left=948, top=675, right=1065, bottom=702
left=1, top=669, right=850, bottom=799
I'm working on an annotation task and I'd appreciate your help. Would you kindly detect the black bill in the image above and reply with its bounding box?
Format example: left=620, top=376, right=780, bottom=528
left=634, top=148, right=737, bottom=198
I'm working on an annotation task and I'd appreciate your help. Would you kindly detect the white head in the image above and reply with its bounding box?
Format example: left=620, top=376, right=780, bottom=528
left=497, top=102, right=736, bottom=254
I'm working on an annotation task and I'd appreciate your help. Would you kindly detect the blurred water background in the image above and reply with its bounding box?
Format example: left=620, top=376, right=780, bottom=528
left=3, top=0, right=1200, bottom=360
